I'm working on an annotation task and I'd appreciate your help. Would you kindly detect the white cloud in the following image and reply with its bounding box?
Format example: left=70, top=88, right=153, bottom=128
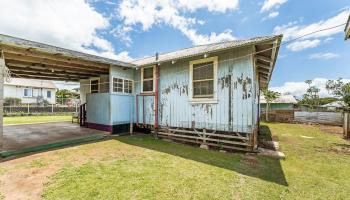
left=309, top=52, right=339, bottom=60
left=261, top=0, right=287, bottom=12
left=273, top=10, right=349, bottom=51
left=0, top=0, right=132, bottom=62
left=268, top=11, right=279, bottom=19
left=286, top=39, right=320, bottom=51
left=115, top=0, right=238, bottom=45
left=270, top=78, right=350, bottom=98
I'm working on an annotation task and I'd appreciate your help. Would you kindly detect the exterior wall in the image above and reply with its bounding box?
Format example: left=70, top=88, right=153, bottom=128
left=135, top=46, right=257, bottom=133
left=86, top=93, right=110, bottom=125
left=4, top=85, right=56, bottom=104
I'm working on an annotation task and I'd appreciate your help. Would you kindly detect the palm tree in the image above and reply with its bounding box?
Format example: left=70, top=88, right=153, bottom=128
left=262, top=89, right=280, bottom=122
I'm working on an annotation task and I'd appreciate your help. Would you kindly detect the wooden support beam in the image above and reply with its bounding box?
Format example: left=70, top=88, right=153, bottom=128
left=9, top=68, right=89, bottom=79
left=4, top=53, right=109, bottom=73
left=7, top=65, right=98, bottom=77
left=0, top=46, right=111, bottom=69
left=256, top=55, right=272, bottom=63
left=13, top=73, right=79, bottom=81
left=258, top=67, right=270, bottom=73
left=5, top=60, right=108, bottom=74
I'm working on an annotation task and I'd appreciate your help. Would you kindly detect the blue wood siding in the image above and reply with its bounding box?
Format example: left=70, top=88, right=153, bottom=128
left=135, top=46, right=257, bottom=133
left=86, top=93, right=110, bottom=125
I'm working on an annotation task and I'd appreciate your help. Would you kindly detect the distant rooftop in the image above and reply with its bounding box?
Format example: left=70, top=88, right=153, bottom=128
left=260, top=94, right=298, bottom=104
left=5, top=78, right=57, bottom=89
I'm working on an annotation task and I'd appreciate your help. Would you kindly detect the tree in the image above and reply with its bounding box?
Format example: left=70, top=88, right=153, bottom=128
left=56, top=89, right=80, bottom=105
left=299, top=80, right=320, bottom=110
left=262, top=89, right=280, bottom=122
left=326, top=78, right=350, bottom=108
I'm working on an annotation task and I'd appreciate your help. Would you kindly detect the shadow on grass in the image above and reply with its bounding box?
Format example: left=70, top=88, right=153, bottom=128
left=115, top=127, right=288, bottom=186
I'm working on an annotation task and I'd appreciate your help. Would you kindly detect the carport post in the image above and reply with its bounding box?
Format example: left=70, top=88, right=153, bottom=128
left=0, top=56, right=4, bottom=150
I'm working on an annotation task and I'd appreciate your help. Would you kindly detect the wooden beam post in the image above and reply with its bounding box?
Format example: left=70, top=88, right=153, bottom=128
left=0, top=56, right=4, bottom=151
left=344, top=112, right=349, bottom=139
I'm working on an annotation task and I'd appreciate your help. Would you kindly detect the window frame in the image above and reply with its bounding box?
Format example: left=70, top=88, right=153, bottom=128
left=90, top=77, right=100, bottom=94
left=112, top=76, right=134, bottom=94
left=23, top=87, right=33, bottom=98
left=189, top=56, right=218, bottom=104
left=141, top=66, right=156, bottom=93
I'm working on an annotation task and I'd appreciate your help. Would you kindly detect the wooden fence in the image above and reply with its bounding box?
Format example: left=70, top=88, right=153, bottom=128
left=294, top=111, right=343, bottom=126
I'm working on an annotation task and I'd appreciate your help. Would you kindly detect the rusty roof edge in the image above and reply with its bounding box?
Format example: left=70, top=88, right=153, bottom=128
left=0, top=34, right=136, bottom=68
left=132, top=35, right=283, bottom=67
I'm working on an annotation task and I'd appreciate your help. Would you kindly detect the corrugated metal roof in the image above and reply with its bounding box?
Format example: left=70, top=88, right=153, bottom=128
left=260, top=95, right=297, bottom=104
left=5, top=78, right=57, bottom=89
left=0, top=34, right=134, bottom=68
left=132, top=35, right=282, bottom=66
left=320, top=101, right=346, bottom=108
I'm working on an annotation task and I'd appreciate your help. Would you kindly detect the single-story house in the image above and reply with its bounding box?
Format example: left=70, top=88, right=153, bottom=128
left=345, top=15, right=350, bottom=40
left=319, top=101, right=346, bottom=111
left=79, top=35, right=283, bottom=151
left=0, top=34, right=282, bottom=151
left=4, top=78, right=57, bottom=105
left=260, top=94, right=297, bottom=111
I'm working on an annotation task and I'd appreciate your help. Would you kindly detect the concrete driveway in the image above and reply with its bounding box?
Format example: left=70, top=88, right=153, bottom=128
left=3, top=122, right=109, bottom=150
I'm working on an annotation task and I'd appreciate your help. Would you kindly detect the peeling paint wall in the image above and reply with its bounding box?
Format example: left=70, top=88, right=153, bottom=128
left=135, top=46, right=259, bottom=133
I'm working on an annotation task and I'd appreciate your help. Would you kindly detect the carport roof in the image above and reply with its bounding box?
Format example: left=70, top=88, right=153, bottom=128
left=0, top=34, right=134, bottom=81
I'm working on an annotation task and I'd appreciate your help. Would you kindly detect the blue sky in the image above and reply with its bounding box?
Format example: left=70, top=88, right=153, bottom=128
left=0, top=0, right=349, bottom=96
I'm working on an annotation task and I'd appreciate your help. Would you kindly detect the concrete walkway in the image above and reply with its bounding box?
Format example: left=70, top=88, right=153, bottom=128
left=3, top=122, right=109, bottom=150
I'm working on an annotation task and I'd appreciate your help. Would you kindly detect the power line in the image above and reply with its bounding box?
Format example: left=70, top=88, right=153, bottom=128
left=7, top=22, right=347, bottom=86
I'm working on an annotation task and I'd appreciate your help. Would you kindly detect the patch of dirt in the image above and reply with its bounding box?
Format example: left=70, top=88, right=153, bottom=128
left=0, top=164, right=60, bottom=200
left=329, top=144, right=350, bottom=155
left=240, top=154, right=260, bottom=167
left=319, top=125, right=343, bottom=136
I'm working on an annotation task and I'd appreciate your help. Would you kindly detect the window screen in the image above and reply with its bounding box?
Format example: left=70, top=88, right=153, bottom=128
left=113, top=78, right=123, bottom=93
left=124, top=79, right=133, bottom=93
left=192, top=62, right=214, bottom=98
left=142, top=67, right=154, bottom=92
left=90, top=79, right=99, bottom=93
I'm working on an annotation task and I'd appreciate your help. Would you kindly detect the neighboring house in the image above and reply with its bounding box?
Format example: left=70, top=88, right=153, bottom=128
left=260, top=94, right=297, bottom=111
left=345, top=15, right=350, bottom=40
left=319, top=101, right=346, bottom=111
left=4, top=78, right=57, bottom=104
left=79, top=35, right=282, bottom=151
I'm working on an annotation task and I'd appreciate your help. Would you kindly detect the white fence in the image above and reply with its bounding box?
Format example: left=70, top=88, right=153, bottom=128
left=294, top=111, right=343, bottom=126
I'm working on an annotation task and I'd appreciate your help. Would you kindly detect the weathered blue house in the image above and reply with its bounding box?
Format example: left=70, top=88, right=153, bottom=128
left=79, top=35, right=283, bottom=151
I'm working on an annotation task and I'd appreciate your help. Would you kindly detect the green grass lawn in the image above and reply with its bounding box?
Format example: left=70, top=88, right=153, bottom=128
left=3, top=115, right=71, bottom=125
left=1, top=123, right=350, bottom=199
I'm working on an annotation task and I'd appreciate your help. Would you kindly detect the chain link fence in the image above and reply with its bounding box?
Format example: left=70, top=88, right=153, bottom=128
left=4, top=98, right=80, bottom=116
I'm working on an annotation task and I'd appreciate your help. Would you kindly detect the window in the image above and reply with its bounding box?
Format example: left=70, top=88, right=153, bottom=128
left=47, top=91, right=52, bottom=98
left=141, top=67, right=154, bottom=93
left=23, top=88, right=32, bottom=97
left=90, top=79, right=99, bottom=93
left=113, top=78, right=123, bottom=93
left=124, top=79, right=133, bottom=93
left=189, top=57, right=218, bottom=102
left=112, top=78, right=133, bottom=94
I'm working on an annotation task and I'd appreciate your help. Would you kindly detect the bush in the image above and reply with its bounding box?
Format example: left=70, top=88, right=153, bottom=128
left=4, top=97, right=21, bottom=106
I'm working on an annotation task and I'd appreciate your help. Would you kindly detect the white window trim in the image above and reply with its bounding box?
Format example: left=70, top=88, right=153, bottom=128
left=189, top=56, right=218, bottom=104
left=23, top=87, right=33, bottom=98
left=112, top=76, right=134, bottom=94
left=90, top=77, right=100, bottom=94
left=141, top=66, right=156, bottom=93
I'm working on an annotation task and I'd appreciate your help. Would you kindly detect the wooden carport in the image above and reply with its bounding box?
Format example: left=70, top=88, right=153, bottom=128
left=0, top=34, right=134, bottom=150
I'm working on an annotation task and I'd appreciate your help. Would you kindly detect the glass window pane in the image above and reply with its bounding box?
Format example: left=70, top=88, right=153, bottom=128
left=113, top=78, right=123, bottom=93
left=193, top=62, right=213, bottom=81
left=143, top=80, right=153, bottom=92
left=193, top=80, right=213, bottom=98
left=123, top=80, right=133, bottom=93
left=143, top=67, right=153, bottom=79
left=90, top=80, right=99, bottom=93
